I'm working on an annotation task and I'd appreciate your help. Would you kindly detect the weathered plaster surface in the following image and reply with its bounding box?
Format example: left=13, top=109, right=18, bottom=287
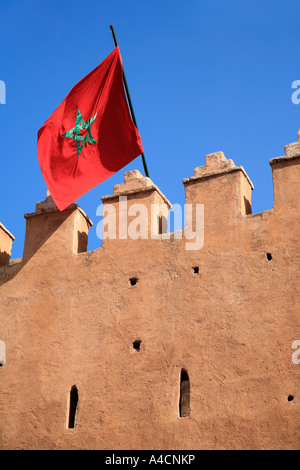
left=0, top=132, right=299, bottom=450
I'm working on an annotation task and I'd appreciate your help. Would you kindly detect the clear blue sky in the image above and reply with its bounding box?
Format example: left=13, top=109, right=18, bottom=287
left=0, top=0, right=299, bottom=259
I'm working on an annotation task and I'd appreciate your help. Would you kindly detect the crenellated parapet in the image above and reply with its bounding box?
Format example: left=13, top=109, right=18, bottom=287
left=0, top=130, right=299, bottom=262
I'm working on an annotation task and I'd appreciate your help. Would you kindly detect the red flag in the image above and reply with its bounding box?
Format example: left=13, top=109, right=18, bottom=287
left=37, top=46, right=143, bottom=211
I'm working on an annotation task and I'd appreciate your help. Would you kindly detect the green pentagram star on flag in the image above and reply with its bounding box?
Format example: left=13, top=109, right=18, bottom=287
left=61, top=109, right=98, bottom=158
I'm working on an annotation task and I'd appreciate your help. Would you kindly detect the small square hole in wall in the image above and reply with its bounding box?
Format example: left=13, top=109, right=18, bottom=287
left=193, top=266, right=199, bottom=274
left=130, top=277, right=138, bottom=286
left=132, top=340, right=142, bottom=351
left=266, top=253, right=272, bottom=261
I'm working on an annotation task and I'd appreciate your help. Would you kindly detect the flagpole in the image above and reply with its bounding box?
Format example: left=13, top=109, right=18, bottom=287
left=109, top=25, right=150, bottom=178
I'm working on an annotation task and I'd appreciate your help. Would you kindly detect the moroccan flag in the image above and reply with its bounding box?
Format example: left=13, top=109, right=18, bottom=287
left=37, top=46, right=143, bottom=211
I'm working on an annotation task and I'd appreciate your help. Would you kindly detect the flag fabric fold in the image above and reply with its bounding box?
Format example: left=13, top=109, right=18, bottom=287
left=37, top=46, right=143, bottom=211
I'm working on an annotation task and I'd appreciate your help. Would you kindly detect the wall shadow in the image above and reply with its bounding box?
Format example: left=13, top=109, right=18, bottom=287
left=244, top=196, right=252, bottom=215
left=0, top=251, right=11, bottom=267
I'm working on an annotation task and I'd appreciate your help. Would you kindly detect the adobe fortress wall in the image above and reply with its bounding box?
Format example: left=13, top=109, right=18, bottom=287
left=0, top=131, right=299, bottom=450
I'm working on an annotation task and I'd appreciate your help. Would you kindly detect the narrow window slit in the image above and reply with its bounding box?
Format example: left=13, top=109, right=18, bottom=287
left=179, top=368, right=190, bottom=417
left=68, top=385, right=78, bottom=429
left=266, top=253, right=272, bottom=261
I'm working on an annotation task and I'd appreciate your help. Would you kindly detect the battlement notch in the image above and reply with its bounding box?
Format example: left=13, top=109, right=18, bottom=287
left=0, top=222, right=14, bottom=266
